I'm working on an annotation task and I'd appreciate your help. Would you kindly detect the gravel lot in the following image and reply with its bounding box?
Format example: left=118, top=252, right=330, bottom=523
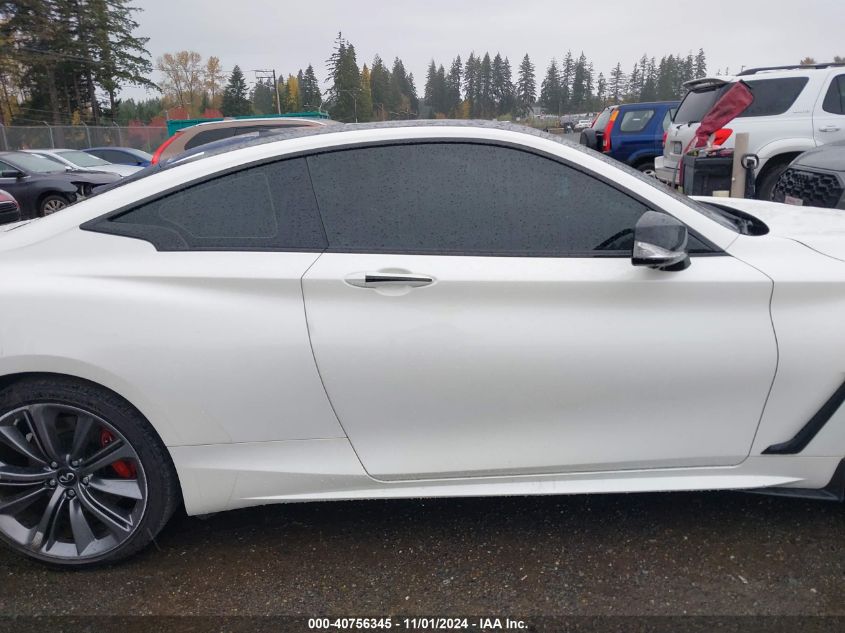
left=0, top=490, right=843, bottom=622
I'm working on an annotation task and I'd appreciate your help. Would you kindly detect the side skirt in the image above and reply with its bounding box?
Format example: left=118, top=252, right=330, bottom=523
left=746, top=459, right=845, bottom=502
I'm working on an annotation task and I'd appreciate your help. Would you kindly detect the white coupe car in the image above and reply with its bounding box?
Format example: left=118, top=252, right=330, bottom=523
left=1, top=121, right=843, bottom=567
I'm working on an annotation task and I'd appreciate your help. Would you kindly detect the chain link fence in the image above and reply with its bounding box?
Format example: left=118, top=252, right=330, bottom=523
left=0, top=124, right=168, bottom=152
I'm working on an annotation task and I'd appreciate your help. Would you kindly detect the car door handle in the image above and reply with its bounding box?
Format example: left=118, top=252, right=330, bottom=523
left=819, top=126, right=841, bottom=132
left=345, top=272, right=434, bottom=289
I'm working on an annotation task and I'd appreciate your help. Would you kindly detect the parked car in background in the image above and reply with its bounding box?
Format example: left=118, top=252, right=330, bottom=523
left=0, top=151, right=119, bottom=217
left=151, top=117, right=334, bottom=164
left=656, top=63, right=845, bottom=199
left=581, top=101, right=679, bottom=175
left=83, top=147, right=153, bottom=167
left=574, top=119, right=593, bottom=132
left=0, top=189, right=21, bottom=225
left=23, top=149, right=143, bottom=177
left=772, top=140, right=845, bottom=209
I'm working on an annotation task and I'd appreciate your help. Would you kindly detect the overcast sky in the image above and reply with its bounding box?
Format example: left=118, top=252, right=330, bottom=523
left=127, top=0, right=845, bottom=101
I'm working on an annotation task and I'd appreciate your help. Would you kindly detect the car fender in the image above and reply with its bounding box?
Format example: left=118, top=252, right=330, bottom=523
left=625, top=148, right=659, bottom=167
left=754, top=137, right=817, bottom=174
left=0, top=354, right=183, bottom=447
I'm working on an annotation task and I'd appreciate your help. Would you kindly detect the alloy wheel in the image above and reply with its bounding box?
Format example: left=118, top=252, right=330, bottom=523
left=0, top=403, right=147, bottom=561
left=42, top=199, right=67, bottom=215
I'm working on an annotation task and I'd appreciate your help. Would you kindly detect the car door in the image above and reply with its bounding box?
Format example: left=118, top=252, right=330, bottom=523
left=815, top=73, right=845, bottom=145
left=301, top=141, right=777, bottom=481
left=616, top=107, right=656, bottom=164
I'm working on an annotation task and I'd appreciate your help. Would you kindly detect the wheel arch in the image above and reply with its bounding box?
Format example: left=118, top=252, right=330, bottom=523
left=0, top=365, right=181, bottom=447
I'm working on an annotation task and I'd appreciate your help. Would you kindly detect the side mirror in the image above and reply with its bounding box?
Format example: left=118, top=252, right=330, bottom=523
left=632, top=211, right=690, bottom=271
left=0, top=170, right=23, bottom=179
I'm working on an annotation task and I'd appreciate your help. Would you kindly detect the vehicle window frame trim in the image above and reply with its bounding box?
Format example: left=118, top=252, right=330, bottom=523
left=81, top=137, right=726, bottom=257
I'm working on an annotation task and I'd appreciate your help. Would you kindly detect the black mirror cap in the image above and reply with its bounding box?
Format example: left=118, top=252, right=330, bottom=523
left=0, top=170, right=23, bottom=179
left=632, top=210, right=691, bottom=271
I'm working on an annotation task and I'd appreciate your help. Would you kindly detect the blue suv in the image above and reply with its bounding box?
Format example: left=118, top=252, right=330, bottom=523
left=580, top=101, right=678, bottom=175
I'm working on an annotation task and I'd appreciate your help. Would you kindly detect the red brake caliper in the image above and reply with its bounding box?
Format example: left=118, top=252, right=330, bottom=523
left=99, top=430, right=136, bottom=478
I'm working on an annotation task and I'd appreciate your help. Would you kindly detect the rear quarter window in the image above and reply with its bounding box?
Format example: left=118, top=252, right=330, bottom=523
left=823, top=75, right=845, bottom=115
left=741, top=77, right=809, bottom=117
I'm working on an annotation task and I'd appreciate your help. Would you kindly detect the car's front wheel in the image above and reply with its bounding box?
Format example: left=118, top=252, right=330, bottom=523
left=39, top=194, right=70, bottom=216
left=0, top=377, right=179, bottom=567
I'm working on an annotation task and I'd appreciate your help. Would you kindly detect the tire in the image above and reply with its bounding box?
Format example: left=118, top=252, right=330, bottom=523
left=755, top=160, right=791, bottom=201
left=39, top=194, right=69, bottom=217
left=636, top=159, right=657, bottom=177
left=0, top=376, right=179, bottom=567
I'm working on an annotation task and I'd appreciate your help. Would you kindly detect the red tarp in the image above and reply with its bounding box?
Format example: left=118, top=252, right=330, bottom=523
left=694, top=81, right=755, bottom=147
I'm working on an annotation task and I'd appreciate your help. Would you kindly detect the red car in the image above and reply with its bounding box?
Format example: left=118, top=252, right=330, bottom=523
left=0, top=189, right=21, bottom=225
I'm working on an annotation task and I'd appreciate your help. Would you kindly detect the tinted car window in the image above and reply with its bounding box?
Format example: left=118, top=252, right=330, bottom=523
left=85, top=158, right=327, bottom=251
left=619, top=109, right=655, bottom=132
left=741, top=77, right=809, bottom=117
left=307, top=143, right=650, bottom=256
left=823, top=75, right=845, bottom=115
left=674, top=85, right=730, bottom=124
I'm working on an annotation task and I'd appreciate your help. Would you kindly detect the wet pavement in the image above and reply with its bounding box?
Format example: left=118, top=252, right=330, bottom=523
left=0, top=491, right=843, bottom=618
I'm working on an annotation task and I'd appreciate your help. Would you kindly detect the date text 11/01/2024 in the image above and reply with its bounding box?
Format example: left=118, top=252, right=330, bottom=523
left=308, top=617, right=529, bottom=630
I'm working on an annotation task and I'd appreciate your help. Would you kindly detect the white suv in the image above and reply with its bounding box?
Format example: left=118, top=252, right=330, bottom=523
left=656, top=63, right=845, bottom=199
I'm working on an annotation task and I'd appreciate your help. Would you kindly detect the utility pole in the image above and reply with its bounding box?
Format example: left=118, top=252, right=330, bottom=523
left=253, top=69, right=282, bottom=115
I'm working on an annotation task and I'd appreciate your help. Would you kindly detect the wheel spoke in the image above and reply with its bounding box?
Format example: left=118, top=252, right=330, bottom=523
left=0, top=486, right=48, bottom=515
left=77, top=486, right=132, bottom=536
left=70, top=415, right=95, bottom=462
left=0, top=464, right=52, bottom=486
left=80, top=439, right=134, bottom=475
left=25, top=405, right=64, bottom=463
left=29, top=487, right=65, bottom=551
left=68, top=498, right=96, bottom=556
left=0, top=424, right=47, bottom=465
left=88, top=477, right=143, bottom=500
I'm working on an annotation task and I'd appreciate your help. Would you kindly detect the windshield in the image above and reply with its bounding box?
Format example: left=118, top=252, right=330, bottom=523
left=674, top=84, right=730, bottom=124
left=4, top=152, right=66, bottom=174
left=56, top=150, right=111, bottom=167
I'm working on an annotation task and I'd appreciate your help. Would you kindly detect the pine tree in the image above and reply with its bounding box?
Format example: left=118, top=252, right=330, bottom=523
left=479, top=53, right=493, bottom=118
left=640, top=57, right=657, bottom=101
left=251, top=79, right=274, bottom=115
left=571, top=52, right=588, bottom=111
left=446, top=56, right=462, bottom=117
left=221, top=65, right=251, bottom=116
left=515, top=54, right=536, bottom=118
left=389, top=57, right=417, bottom=118
left=463, top=53, right=480, bottom=117
left=491, top=53, right=513, bottom=117
left=369, top=55, right=391, bottom=120
left=326, top=33, right=360, bottom=121
left=596, top=72, right=607, bottom=108
left=358, top=64, right=373, bottom=122
left=694, top=49, right=707, bottom=78
left=299, top=64, right=321, bottom=111
left=560, top=50, right=574, bottom=111
left=539, top=59, right=562, bottom=115
left=609, top=63, right=625, bottom=104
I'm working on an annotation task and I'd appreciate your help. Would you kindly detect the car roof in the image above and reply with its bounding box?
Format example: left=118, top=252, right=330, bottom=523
left=685, top=64, right=845, bottom=90
left=617, top=101, right=679, bottom=109
left=173, top=119, right=582, bottom=161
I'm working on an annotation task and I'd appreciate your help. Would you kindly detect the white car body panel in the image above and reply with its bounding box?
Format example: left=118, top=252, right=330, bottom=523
left=304, top=252, right=775, bottom=479
left=1, top=124, right=844, bottom=515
